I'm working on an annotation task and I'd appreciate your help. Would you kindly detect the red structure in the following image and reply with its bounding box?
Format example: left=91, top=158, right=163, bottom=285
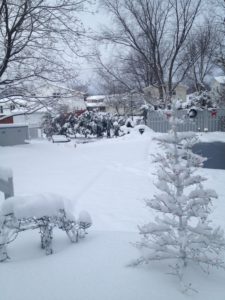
left=75, top=110, right=86, bottom=117
left=0, top=116, right=13, bottom=124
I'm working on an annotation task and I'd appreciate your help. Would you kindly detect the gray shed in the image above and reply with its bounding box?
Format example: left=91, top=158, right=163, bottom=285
left=0, top=124, right=29, bottom=146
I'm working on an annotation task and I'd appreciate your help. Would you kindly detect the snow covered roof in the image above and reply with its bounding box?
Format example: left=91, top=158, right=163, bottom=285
left=0, top=93, right=87, bottom=116
left=86, top=102, right=106, bottom=107
left=0, top=97, right=28, bottom=105
left=0, top=124, right=28, bottom=128
left=214, top=76, right=225, bottom=84
left=86, top=95, right=105, bottom=101
left=0, top=103, right=49, bottom=117
left=144, top=82, right=188, bottom=90
left=58, top=98, right=87, bottom=110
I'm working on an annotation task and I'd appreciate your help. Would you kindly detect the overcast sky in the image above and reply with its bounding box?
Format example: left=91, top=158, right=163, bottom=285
left=76, top=1, right=114, bottom=93
left=72, top=2, right=100, bottom=91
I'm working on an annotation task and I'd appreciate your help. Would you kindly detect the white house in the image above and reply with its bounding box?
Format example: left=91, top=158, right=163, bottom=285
left=143, top=83, right=188, bottom=103
left=211, top=76, right=225, bottom=95
left=85, top=95, right=106, bottom=112
left=210, top=76, right=225, bottom=107
left=38, top=83, right=87, bottom=112
left=0, top=98, right=48, bottom=138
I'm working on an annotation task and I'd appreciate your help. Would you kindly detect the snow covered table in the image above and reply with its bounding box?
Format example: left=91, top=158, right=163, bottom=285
left=0, top=194, right=92, bottom=262
left=52, top=135, right=71, bottom=143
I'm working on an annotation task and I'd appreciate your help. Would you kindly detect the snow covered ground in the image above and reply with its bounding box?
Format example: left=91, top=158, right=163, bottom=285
left=0, top=129, right=225, bottom=300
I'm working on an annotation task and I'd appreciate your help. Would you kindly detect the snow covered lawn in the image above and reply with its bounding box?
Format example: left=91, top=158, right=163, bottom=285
left=1, top=130, right=225, bottom=300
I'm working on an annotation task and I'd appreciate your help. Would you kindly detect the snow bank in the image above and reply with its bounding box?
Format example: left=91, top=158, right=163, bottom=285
left=197, top=132, right=225, bottom=143
left=0, top=166, right=13, bottom=182
left=0, top=129, right=225, bottom=299
left=121, top=124, right=154, bottom=137
left=133, top=124, right=154, bottom=134
left=1, top=193, right=75, bottom=220
left=1, top=231, right=224, bottom=300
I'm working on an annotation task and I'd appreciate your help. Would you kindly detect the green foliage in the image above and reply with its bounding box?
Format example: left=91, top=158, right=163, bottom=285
left=41, top=110, right=126, bottom=139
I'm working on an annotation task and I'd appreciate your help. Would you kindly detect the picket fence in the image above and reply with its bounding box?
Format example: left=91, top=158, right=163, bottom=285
left=147, top=109, right=225, bottom=133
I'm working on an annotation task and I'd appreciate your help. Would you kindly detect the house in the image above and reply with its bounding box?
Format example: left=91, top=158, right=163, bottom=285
left=85, top=95, right=106, bottom=112
left=38, top=83, right=87, bottom=113
left=0, top=101, right=14, bottom=124
left=210, top=76, right=225, bottom=107
left=0, top=83, right=87, bottom=139
left=211, top=76, right=225, bottom=93
left=143, top=83, right=188, bottom=103
left=0, top=98, right=48, bottom=138
left=211, top=76, right=225, bottom=96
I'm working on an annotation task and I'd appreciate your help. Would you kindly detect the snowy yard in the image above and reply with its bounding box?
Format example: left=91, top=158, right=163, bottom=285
left=1, top=130, right=225, bottom=300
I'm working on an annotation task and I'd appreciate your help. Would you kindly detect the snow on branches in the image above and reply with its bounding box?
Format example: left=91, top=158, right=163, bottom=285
left=132, top=104, right=225, bottom=291
left=41, top=110, right=127, bottom=139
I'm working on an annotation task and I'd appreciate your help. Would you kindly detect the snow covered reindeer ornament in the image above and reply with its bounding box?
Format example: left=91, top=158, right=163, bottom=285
left=132, top=102, right=225, bottom=291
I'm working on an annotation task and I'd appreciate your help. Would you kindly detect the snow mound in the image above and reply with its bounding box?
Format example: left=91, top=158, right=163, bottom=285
left=133, top=124, right=153, bottom=133
left=0, top=166, right=13, bottom=182
left=198, top=132, right=225, bottom=143
left=78, top=210, right=92, bottom=225
left=0, top=193, right=75, bottom=220
left=121, top=124, right=154, bottom=137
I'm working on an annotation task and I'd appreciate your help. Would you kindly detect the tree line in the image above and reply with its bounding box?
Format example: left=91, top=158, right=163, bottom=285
left=0, top=0, right=225, bottom=116
left=92, top=0, right=225, bottom=107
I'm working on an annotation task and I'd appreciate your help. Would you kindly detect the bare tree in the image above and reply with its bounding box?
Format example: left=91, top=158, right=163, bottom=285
left=93, top=44, right=157, bottom=94
left=105, top=91, right=145, bottom=116
left=206, top=0, right=225, bottom=72
left=93, top=50, right=133, bottom=94
left=0, top=0, right=89, bottom=118
left=184, top=22, right=220, bottom=92
left=97, top=0, right=203, bottom=103
left=105, top=94, right=130, bottom=115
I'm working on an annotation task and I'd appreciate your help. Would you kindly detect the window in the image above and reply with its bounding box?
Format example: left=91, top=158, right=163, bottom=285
left=10, top=104, right=15, bottom=111
left=53, top=92, right=61, bottom=98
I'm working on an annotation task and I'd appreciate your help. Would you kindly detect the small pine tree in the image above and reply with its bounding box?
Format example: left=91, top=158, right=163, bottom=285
left=133, top=104, right=225, bottom=290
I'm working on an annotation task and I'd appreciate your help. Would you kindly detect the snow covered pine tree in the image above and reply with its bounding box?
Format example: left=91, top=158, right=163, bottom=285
left=132, top=104, right=225, bottom=291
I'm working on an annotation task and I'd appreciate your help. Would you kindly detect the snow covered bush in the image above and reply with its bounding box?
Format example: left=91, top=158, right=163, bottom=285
left=185, top=91, right=214, bottom=109
left=132, top=104, right=225, bottom=291
left=42, top=110, right=128, bottom=139
left=42, top=111, right=77, bottom=138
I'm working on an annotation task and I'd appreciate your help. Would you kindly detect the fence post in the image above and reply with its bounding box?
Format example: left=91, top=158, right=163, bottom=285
left=0, top=167, right=14, bottom=199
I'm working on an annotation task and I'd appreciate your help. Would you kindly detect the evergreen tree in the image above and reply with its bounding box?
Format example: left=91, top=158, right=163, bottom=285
left=42, top=109, right=127, bottom=139
left=42, top=113, right=58, bottom=139
left=133, top=105, right=225, bottom=290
